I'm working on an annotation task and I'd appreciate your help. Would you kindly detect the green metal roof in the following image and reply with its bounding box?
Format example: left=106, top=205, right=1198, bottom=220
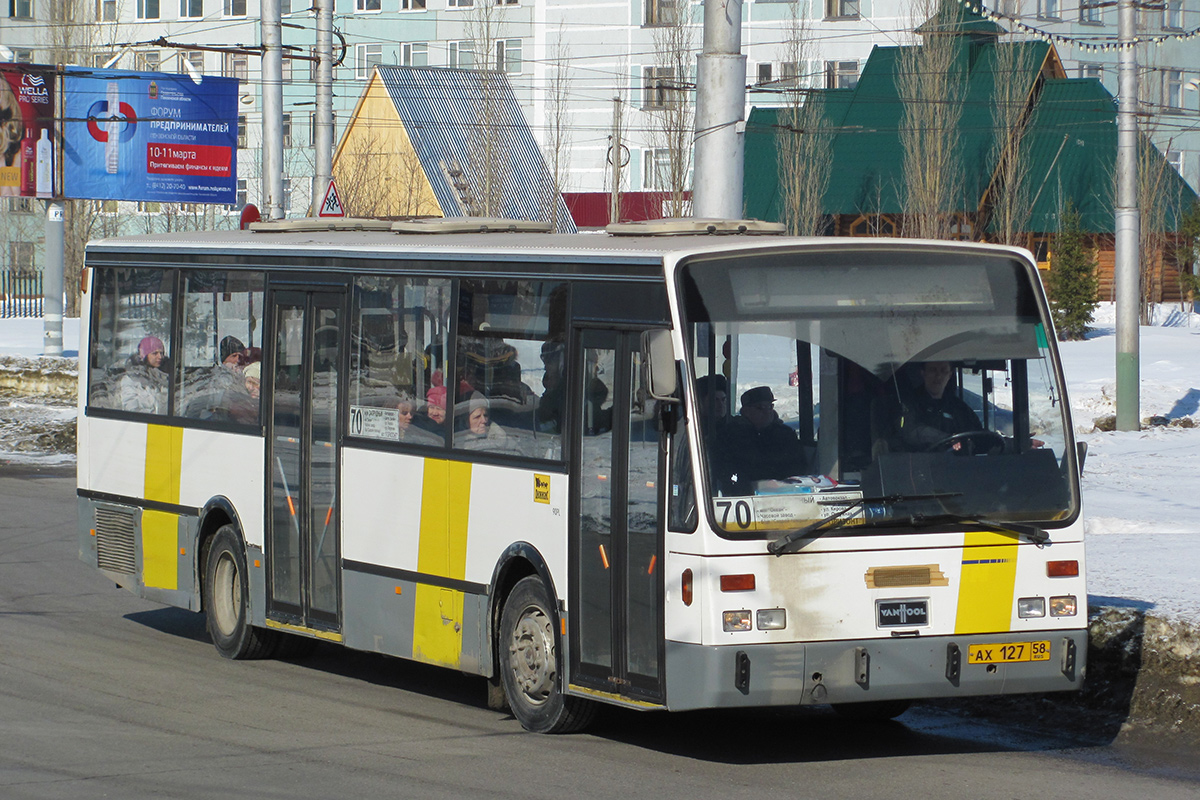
left=744, top=38, right=1198, bottom=234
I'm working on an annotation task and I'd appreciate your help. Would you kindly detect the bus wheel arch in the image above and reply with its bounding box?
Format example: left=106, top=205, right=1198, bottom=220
left=202, top=523, right=279, bottom=660
left=195, top=497, right=243, bottom=603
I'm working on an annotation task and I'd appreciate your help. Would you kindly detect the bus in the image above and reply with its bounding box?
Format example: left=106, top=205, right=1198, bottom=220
left=77, top=218, right=1086, bottom=733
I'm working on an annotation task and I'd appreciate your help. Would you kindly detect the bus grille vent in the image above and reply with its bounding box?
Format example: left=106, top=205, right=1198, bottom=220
left=865, top=564, right=949, bottom=589
left=95, top=507, right=137, bottom=575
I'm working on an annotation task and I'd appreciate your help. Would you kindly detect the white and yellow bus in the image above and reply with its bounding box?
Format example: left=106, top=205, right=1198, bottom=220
left=78, top=219, right=1086, bottom=733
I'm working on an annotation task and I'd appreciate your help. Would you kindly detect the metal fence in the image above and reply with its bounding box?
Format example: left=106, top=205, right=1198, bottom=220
left=0, top=272, right=44, bottom=318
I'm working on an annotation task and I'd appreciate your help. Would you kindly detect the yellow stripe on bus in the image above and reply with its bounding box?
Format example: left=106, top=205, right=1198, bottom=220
left=143, top=424, right=184, bottom=591
left=412, top=458, right=473, bottom=668
left=954, top=531, right=1019, bottom=635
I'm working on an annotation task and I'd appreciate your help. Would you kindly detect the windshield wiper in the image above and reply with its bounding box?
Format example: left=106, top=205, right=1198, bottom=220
left=767, top=492, right=963, bottom=556
left=890, top=512, right=1050, bottom=544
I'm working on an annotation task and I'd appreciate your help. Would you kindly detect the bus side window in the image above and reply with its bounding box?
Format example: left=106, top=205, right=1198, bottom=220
left=348, top=275, right=451, bottom=446
left=175, top=271, right=264, bottom=425
left=88, top=267, right=174, bottom=416
left=452, top=279, right=567, bottom=460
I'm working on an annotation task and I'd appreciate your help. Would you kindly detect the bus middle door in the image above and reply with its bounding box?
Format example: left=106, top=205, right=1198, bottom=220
left=570, top=328, right=664, bottom=703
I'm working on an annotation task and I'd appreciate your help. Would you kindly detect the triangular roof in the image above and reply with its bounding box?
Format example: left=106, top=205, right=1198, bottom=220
left=744, top=37, right=1197, bottom=234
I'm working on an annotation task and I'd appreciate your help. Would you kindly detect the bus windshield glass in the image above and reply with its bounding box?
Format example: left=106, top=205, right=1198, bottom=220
left=678, top=248, right=1077, bottom=537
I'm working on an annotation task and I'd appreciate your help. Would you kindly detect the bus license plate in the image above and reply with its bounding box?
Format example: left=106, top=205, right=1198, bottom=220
left=967, top=641, right=1051, bottom=664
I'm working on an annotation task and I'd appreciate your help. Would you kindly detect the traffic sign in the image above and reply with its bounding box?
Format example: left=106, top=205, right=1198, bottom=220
left=318, top=179, right=345, bottom=218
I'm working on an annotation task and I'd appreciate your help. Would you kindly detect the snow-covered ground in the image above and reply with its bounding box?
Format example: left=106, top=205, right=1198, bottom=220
left=1, top=306, right=1197, bottom=620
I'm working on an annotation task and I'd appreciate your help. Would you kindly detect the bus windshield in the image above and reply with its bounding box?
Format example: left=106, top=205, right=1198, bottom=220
left=678, top=247, right=1077, bottom=537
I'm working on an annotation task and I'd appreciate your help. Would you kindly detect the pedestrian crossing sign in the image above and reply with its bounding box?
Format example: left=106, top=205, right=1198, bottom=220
left=318, top=179, right=345, bottom=218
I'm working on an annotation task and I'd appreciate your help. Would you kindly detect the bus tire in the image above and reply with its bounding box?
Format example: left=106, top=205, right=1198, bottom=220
left=204, top=525, right=278, bottom=660
left=499, top=576, right=595, bottom=734
left=831, top=699, right=912, bottom=721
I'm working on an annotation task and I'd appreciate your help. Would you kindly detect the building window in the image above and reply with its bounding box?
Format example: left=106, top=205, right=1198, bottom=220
left=401, top=42, right=428, bottom=67
left=1037, top=0, right=1059, bottom=20
left=496, top=39, right=521, bottom=74
left=8, top=242, right=35, bottom=275
left=1165, top=69, right=1185, bottom=110
left=449, top=41, right=475, bottom=69
left=281, top=54, right=292, bottom=83
left=137, top=201, right=162, bottom=214
left=135, top=50, right=160, bottom=72
left=1163, top=0, right=1183, bottom=29
left=96, top=0, right=116, bottom=20
left=1166, top=150, right=1183, bottom=177
left=224, top=53, right=249, bottom=83
left=136, top=0, right=159, bottom=15
left=997, top=0, right=1020, bottom=17
left=643, top=66, right=680, bottom=109
left=1080, top=63, right=1103, bottom=82
left=1079, top=0, right=1101, bottom=23
left=8, top=197, right=35, bottom=214
left=11, top=0, right=32, bottom=18
left=224, top=0, right=245, bottom=15
left=645, top=0, right=678, bottom=26
left=356, top=44, right=383, bottom=79
left=281, top=178, right=292, bottom=212
left=236, top=179, right=248, bottom=210
left=237, top=115, right=247, bottom=149
left=281, top=113, right=292, bottom=148
left=448, top=0, right=473, bottom=7
left=642, top=149, right=673, bottom=191
left=181, top=51, right=204, bottom=76
left=825, top=0, right=859, bottom=19
left=825, top=60, right=858, bottom=90
left=355, top=0, right=380, bottom=10
left=90, top=199, right=118, bottom=214
left=756, top=62, right=773, bottom=87
left=13, top=49, right=34, bottom=63
left=401, top=0, right=426, bottom=8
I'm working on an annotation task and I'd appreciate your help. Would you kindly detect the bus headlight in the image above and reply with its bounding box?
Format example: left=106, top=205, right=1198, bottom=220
left=722, top=610, right=752, bottom=632
left=1017, top=597, right=1046, bottom=618
left=1049, top=595, right=1077, bottom=617
left=756, top=608, right=787, bottom=630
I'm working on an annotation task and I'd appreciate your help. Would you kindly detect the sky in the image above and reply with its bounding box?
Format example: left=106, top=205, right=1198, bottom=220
left=1, top=302, right=1197, bottom=620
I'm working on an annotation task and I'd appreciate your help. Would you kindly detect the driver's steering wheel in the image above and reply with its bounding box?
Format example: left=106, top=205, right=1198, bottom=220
left=926, top=430, right=1005, bottom=456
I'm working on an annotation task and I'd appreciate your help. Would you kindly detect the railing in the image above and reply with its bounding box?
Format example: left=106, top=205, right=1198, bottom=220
left=0, top=272, right=43, bottom=319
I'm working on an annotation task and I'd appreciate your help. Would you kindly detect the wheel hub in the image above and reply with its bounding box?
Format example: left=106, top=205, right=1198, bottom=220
left=508, top=606, right=555, bottom=704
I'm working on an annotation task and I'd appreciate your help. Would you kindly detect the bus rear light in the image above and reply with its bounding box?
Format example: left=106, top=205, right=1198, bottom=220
left=682, top=569, right=693, bottom=606
left=722, top=610, right=752, bottom=632
left=756, top=608, right=787, bottom=630
left=1047, top=560, right=1079, bottom=577
left=1050, top=595, right=1078, bottom=617
left=720, top=574, right=756, bottom=592
left=1017, top=597, right=1046, bottom=618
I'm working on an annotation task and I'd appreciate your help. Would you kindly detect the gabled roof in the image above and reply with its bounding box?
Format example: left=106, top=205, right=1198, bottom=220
left=744, top=38, right=1198, bottom=234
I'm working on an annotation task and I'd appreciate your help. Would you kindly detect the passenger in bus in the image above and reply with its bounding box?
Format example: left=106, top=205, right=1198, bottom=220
left=118, top=336, right=169, bottom=414
left=225, top=359, right=261, bottom=425
left=397, top=393, right=441, bottom=445
left=896, top=361, right=983, bottom=452
left=458, top=392, right=512, bottom=453
left=718, top=386, right=811, bottom=495
left=219, top=335, right=245, bottom=367
left=534, top=340, right=566, bottom=434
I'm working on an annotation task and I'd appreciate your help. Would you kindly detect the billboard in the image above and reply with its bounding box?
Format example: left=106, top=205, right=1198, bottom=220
left=0, top=63, right=57, bottom=199
left=63, top=69, right=238, bottom=205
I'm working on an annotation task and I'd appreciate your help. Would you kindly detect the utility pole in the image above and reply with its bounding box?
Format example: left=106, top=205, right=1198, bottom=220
left=692, top=0, right=746, bottom=219
left=261, top=0, right=285, bottom=220
left=608, top=96, right=624, bottom=225
left=43, top=201, right=64, bottom=357
left=313, top=0, right=334, bottom=209
left=1114, top=0, right=1140, bottom=430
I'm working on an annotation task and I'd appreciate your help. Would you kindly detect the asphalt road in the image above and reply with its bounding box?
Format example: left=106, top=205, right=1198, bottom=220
left=1, top=465, right=1197, bottom=800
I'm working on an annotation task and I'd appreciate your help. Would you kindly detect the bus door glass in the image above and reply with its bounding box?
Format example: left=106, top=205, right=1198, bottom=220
left=268, top=287, right=345, bottom=630
left=571, top=328, right=664, bottom=700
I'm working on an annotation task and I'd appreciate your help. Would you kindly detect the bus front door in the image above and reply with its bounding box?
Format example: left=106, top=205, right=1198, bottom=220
left=570, top=329, right=664, bottom=702
left=267, top=288, right=345, bottom=633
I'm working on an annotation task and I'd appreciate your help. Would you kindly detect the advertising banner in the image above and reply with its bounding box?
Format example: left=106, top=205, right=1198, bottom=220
left=0, top=63, right=57, bottom=199
left=63, top=69, right=238, bottom=205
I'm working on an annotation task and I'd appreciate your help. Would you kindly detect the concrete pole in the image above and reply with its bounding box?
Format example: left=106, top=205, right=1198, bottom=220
left=1115, top=0, right=1140, bottom=431
left=692, top=0, right=746, bottom=219
left=261, top=0, right=285, bottom=220
left=313, top=0, right=334, bottom=211
left=43, top=201, right=64, bottom=357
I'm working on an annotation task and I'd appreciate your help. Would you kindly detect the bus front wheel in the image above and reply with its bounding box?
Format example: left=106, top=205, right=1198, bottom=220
left=204, top=525, right=278, bottom=660
left=499, top=576, right=595, bottom=734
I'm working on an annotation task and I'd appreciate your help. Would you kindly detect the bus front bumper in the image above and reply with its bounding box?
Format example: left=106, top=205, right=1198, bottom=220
left=663, top=630, right=1086, bottom=712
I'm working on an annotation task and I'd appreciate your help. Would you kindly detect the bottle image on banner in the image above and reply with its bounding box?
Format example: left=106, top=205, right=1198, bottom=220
left=105, top=82, right=120, bottom=175
left=20, top=128, right=35, bottom=194
left=36, top=128, right=52, bottom=198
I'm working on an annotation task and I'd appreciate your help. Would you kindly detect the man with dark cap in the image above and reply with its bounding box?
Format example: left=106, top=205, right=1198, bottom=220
left=718, top=386, right=810, bottom=494
left=219, top=335, right=245, bottom=367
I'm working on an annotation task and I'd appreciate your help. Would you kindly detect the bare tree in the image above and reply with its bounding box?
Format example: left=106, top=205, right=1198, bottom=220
left=1136, top=132, right=1181, bottom=322
left=895, top=0, right=967, bottom=240
left=464, top=2, right=508, bottom=216
left=645, top=7, right=697, bottom=218
left=983, top=35, right=1036, bottom=246
left=542, top=23, right=573, bottom=230
left=777, top=3, right=832, bottom=237
left=333, top=127, right=434, bottom=218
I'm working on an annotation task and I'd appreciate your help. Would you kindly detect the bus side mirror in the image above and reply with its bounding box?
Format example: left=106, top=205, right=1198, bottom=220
left=644, top=329, right=678, bottom=402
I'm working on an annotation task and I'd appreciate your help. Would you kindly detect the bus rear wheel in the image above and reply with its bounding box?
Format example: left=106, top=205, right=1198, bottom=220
left=204, top=525, right=278, bottom=660
left=499, top=576, right=595, bottom=734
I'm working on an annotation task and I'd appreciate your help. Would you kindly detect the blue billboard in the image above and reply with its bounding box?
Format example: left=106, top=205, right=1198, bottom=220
left=63, top=69, right=238, bottom=205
